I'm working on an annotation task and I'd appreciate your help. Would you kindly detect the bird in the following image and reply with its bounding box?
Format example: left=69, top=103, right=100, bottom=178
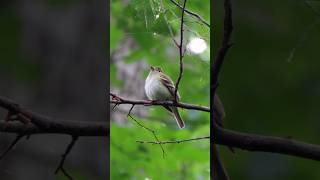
left=145, top=66, right=185, bottom=129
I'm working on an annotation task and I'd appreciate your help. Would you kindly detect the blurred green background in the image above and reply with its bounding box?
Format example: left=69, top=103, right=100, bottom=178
left=214, top=0, right=320, bottom=180
left=110, top=0, right=210, bottom=179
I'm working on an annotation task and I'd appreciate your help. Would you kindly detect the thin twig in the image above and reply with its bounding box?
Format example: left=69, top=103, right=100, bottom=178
left=286, top=0, right=320, bottom=62
left=305, top=0, right=320, bottom=17
left=169, top=0, right=210, bottom=28
left=161, top=1, right=179, bottom=47
left=167, top=9, right=203, bottom=38
left=136, top=136, right=209, bottom=144
left=55, top=135, right=79, bottom=180
left=0, top=134, right=24, bottom=160
left=287, top=19, right=320, bottom=62
left=174, top=0, right=187, bottom=101
left=127, top=105, right=166, bottom=158
left=60, top=168, right=74, bottom=180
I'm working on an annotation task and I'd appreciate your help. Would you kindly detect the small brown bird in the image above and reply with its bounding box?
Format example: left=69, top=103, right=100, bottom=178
left=145, top=66, right=185, bottom=129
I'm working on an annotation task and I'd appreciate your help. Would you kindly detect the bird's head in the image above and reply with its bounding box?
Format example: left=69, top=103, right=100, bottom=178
left=150, top=66, right=162, bottom=73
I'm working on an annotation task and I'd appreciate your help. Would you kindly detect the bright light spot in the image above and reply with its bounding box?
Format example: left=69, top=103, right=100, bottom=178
left=155, top=14, right=160, bottom=19
left=153, top=32, right=157, bottom=36
left=187, top=38, right=207, bottom=54
left=145, top=178, right=152, bottom=180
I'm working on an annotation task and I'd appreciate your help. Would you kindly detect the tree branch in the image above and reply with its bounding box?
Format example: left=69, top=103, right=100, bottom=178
left=174, top=0, right=187, bottom=101
left=211, top=0, right=320, bottom=170
left=110, top=93, right=210, bottom=112
left=0, top=96, right=108, bottom=136
left=210, top=0, right=233, bottom=179
left=126, top=105, right=166, bottom=158
left=55, top=135, right=79, bottom=180
left=136, top=136, right=209, bottom=144
left=0, top=96, right=108, bottom=179
left=211, top=0, right=233, bottom=93
left=214, top=123, right=320, bottom=161
left=0, top=134, right=25, bottom=160
left=0, top=121, right=108, bottom=136
left=169, top=0, right=210, bottom=28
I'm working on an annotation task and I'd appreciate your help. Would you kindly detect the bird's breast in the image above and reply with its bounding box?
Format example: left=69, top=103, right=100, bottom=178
left=145, top=76, right=171, bottom=101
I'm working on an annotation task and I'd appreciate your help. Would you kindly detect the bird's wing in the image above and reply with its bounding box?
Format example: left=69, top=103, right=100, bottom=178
left=159, top=73, right=180, bottom=101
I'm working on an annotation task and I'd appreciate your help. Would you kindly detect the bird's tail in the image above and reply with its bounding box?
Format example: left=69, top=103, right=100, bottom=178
left=171, top=107, right=185, bottom=129
left=212, top=144, right=230, bottom=180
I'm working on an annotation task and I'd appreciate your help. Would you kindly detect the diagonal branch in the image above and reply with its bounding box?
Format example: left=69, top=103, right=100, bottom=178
left=0, top=134, right=25, bottom=160
left=161, top=1, right=180, bottom=48
left=169, top=0, right=210, bottom=28
left=55, top=135, right=79, bottom=180
left=305, top=0, right=320, bottom=17
left=127, top=105, right=166, bottom=158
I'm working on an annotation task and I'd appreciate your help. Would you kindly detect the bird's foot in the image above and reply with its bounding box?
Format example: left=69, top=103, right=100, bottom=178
left=4, top=111, right=31, bottom=125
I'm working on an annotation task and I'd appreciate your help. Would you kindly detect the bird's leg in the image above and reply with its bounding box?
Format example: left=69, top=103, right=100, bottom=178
left=111, top=96, right=122, bottom=102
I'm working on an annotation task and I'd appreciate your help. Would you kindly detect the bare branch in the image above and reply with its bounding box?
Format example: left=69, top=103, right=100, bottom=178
left=305, top=0, right=320, bottom=17
left=55, top=135, right=79, bottom=180
left=0, top=96, right=107, bottom=179
left=211, top=0, right=320, bottom=176
left=211, top=0, right=233, bottom=93
left=0, top=134, right=24, bottom=160
left=162, top=6, right=179, bottom=47
left=0, top=121, right=107, bottom=136
left=110, top=93, right=209, bottom=112
left=126, top=105, right=166, bottom=158
left=174, top=0, right=187, bottom=101
left=214, top=123, right=320, bottom=161
left=0, top=96, right=108, bottom=136
left=211, top=0, right=233, bottom=179
left=169, top=0, right=210, bottom=28
left=136, top=136, right=209, bottom=144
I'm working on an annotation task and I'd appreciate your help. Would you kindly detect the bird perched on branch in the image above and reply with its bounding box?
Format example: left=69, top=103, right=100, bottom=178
left=145, top=66, right=185, bottom=129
